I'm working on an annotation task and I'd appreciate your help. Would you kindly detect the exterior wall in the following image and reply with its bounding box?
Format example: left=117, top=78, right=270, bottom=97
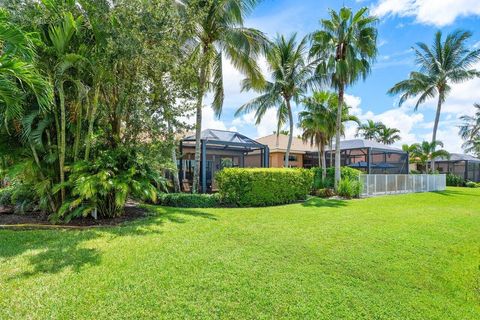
left=244, top=154, right=262, bottom=167
left=269, top=152, right=304, bottom=168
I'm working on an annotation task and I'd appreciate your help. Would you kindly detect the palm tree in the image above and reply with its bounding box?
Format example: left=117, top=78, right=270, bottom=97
left=402, top=143, right=419, bottom=164
left=376, top=126, right=401, bottom=145
left=459, top=103, right=480, bottom=157
left=299, top=91, right=358, bottom=180
left=0, top=11, right=52, bottom=127
left=388, top=30, right=480, bottom=171
left=187, top=0, right=267, bottom=193
left=410, top=141, right=450, bottom=173
left=310, top=7, right=378, bottom=189
left=236, top=34, right=313, bottom=167
left=356, top=120, right=385, bottom=141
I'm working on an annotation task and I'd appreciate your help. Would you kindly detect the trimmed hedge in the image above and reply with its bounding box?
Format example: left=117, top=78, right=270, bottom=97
left=446, top=173, right=465, bottom=187
left=216, top=168, right=314, bottom=207
left=157, top=193, right=220, bottom=208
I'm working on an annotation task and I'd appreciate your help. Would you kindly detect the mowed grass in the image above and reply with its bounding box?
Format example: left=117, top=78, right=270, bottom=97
left=1, top=188, right=480, bottom=319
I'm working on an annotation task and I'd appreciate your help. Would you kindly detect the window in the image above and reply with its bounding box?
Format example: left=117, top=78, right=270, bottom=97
left=284, top=154, right=298, bottom=162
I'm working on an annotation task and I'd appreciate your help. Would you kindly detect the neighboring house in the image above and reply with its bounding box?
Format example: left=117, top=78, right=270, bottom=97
left=427, top=153, right=480, bottom=182
left=179, top=129, right=269, bottom=192
left=256, top=134, right=409, bottom=174
left=255, top=134, right=313, bottom=168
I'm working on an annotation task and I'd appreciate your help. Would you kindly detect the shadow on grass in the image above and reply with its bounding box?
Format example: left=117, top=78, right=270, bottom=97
left=0, top=206, right=217, bottom=279
left=301, top=197, right=348, bottom=208
left=431, top=188, right=478, bottom=197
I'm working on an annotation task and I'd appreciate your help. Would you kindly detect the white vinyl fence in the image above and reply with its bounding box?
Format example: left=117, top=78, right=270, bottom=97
left=359, top=174, right=446, bottom=197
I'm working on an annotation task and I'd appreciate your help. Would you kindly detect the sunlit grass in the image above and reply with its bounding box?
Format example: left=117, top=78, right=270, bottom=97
left=1, top=187, right=479, bottom=319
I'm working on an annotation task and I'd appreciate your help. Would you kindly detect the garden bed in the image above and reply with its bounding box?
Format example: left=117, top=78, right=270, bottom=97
left=0, top=204, right=148, bottom=229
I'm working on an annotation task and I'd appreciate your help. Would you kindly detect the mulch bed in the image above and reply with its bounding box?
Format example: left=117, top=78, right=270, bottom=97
left=0, top=204, right=148, bottom=229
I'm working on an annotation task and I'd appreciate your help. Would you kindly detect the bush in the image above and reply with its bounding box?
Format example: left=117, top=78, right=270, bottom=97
left=337, top=178, right=362, bottom=199
left=312, top=166, right=362, bottom=189
left=314, top=188, right=336, bottom=198
left=446, top=173, right=465, bottom=187
left=157, top=193, right=220, bottom=208
left=216, top=168, right=314, bottom=207
left=0, top=186, right=13, bottom=206
left=465, top=181, right=478, bottom=188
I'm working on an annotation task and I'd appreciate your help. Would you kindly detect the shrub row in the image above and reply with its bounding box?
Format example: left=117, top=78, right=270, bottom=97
left=156, top=193, right=221, bottom=208
left=216, top=168, right=314, bottom=207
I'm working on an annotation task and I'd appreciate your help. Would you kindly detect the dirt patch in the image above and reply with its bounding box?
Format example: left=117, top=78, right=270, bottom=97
left=0, top=204, right=149, bottom=229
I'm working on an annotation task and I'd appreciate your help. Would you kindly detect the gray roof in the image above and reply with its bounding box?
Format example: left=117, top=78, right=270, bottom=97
left=326, top=139, right=404, bottom=152
left=433, top=153, right=480, bottom=162
left=183, top=129, right=264, bottom=147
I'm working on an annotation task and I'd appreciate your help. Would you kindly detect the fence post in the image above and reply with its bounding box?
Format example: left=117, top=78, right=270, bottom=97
left=385, top=175, right=387, bottom=195
left=427, top=174, right=429, bottom=191
left=366, top=175, right=369, bottom=196
left=395, top=175, right=398, bottom=194
left=374, top=175, right=377, bottom=195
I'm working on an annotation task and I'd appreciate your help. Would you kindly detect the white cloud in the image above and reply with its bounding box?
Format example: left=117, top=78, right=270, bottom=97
left=372, top=0, right=480, bottom=26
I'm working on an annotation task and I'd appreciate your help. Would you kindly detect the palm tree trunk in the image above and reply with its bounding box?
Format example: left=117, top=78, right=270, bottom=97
left=84, top=86, right=99, bottom=161
left=329, top=138, right=333, bottom=166
left=284, top=98, right=294, bottom=168
left=58, top=82, right=66, bottom=202
left=430, top=94, right=443, bottom=173
left=334, top=84, right=344, bottom=190
left=168, top=120, right=181, bottom=193
left=192, top=62, right=207, bottom=193
left=320, top=142, right=326, bottom=180
left=73, top=100, right=82, bottom=162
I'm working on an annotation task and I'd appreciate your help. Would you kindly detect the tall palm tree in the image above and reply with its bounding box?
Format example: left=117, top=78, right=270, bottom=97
left=310, top=7, right=378, bottom=189
left=376, top=126, right=401, bottom=145
left=356, top=120, right=384, bottom=141
left=459, top=103, right=480, bottom=157
left=410, top=141, right=450, bottom=173
left=187, top=0, right=267, bottom=193
left=388, top=30, right=480, bottom=171
left=236, top=34, right=313, bottom=167
left=299, top=91, right=358, bottom=179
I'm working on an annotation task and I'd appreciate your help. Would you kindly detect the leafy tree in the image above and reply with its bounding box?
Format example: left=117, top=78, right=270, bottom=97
left=310, top=7, right=378, bottom=189
left=376, top=126, right=401, bottom=145
left=388, top=30, right=480, bottom=171
left=410, top=141, right=450, bottom=173
left=236, top=34, right=314, bottom=167
left=356, top=120, right=385, bottom=141
left=459, top=103, right=480, bottom=157
left=184, top=0, right=267, bottom=192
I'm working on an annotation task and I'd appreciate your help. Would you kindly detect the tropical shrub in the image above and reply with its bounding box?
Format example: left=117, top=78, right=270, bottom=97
left=53, top=147, right=165, bottom=221
left=465, top=181, right=478, bottom=188
left=157, top=193, right=221, bottom=208
left=446, top=173, right=465, bottom=187
left=337, top=178, right=362, bottom=199
left=216, top=168, right=314, bottom=207
left=312, top=166, right=362, bottom=189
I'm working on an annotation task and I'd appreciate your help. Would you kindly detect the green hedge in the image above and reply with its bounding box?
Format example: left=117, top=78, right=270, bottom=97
left=216, top=168, right=314, bottom=207
left=157, top=193, right=220, bottom=208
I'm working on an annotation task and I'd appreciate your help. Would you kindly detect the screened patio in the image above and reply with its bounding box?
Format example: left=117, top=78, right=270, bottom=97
left=324, top=139, right=409, bottom=174
left=179, top=129, right=269, bottom=192
left=429, top=153, right=480, bottom=182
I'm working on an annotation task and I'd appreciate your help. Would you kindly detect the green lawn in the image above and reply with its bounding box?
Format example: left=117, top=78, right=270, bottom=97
left=1, top=188, right=480, bottom=319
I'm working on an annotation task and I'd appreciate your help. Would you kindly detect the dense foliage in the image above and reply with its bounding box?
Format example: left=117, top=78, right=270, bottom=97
left=312, top=166, right=362, bottom=190
left=216, top=168, right=314, bottom=207
left=446, top=173, right=465, bottom=187
left=0, top=0, right=200, bottom=220
left=156, top=193, right=221, bottom=208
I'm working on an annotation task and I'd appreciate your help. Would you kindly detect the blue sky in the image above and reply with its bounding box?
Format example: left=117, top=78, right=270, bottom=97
left=198, top=0, right=480, bottom=153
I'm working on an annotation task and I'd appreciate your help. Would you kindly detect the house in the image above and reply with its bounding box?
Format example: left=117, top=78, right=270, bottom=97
left=428, top=153, right=480, bottom=182
left=256, top=134, right=409, bottom=174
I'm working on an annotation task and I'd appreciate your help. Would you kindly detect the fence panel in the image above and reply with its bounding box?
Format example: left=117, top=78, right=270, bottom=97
left=359, top=174, right=446, bottom=197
